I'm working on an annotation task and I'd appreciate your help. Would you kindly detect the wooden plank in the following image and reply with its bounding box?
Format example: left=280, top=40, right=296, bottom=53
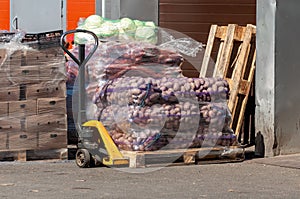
left=216, top=24, right=236, bottom=76
left=215, top=26, right=228, bottom=40
left=8, top=100, right=37, bottom=117
left=0, top=150, right=27, bottom=161
left=26, top=148, right=68, bottom=161
left=0, top=148, right=68, bottom=161
left=234, top=49, right=256, bottom=137
left=200, top=24, right=256, bottom=139
left=37, top=98, right=66, bottom=115
left=200, top=25, right=218, bottom=77
left=122, top=146, right=244, bottom=168
left=26, top=81, right=66, bottom=99
left=227, top=25, right=254, bottom=113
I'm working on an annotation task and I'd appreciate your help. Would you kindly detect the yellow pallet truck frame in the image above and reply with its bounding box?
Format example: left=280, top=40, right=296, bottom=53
left=60, top=30, right=129, bottom=168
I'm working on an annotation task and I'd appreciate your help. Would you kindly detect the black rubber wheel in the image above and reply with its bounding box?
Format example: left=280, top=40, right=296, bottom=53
left=75, top=149, right=91, bottom=168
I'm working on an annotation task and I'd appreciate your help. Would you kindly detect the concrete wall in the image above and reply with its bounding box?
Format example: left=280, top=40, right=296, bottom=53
left=274, top=0, right=300, bottom=155
left=256, top=0, right=300, bottom=156
left=256, top=0, right=276, bottom=157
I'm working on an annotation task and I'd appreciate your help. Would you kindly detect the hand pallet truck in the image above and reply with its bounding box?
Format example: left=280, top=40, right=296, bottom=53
left=60, top=29, right=129, bottom=168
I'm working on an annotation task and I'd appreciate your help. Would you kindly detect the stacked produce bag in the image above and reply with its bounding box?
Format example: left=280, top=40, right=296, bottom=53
left=66, top=15, right=236, bottom=151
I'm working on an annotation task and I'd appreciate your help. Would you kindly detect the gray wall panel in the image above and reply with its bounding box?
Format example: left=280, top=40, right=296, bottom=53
left=256, top=0, right=276, bottom=157
left=275, top=0, right=300, bottom=155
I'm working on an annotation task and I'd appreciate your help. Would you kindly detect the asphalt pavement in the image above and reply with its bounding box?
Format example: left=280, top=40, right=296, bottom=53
left=0, top=155, right=300, bottom=199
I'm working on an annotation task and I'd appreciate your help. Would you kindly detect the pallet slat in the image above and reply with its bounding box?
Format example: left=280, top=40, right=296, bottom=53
left=0, top=148, right=68, bottom=161
left=122, top=147, right=244, bottom=168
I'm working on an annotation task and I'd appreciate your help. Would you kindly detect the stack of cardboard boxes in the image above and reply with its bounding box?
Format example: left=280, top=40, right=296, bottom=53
left=0, top=34, right=67, bottom=154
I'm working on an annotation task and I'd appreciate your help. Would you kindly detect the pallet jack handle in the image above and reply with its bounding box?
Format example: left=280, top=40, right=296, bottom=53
left=60, top=29, right=98, bottom=67
left=59, top=29, right=98, bottom=125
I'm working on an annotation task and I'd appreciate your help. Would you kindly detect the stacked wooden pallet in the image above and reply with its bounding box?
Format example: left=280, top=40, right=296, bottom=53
left=0, top=46, right=68, bottom=161
left=200, top=24, right=256, bottom=141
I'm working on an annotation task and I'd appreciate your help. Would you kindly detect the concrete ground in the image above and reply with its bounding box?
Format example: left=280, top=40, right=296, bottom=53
left=0, top=155, right=300, bottom=199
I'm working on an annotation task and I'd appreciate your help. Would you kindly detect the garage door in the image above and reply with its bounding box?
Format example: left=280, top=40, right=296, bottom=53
left=159, top=0, right=256, bottom=77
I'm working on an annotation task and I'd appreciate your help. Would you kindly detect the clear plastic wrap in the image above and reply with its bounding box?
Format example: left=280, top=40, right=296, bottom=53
left=0, top=32, right=67, bottom=151
left=67, top=25, right=236, bottom=152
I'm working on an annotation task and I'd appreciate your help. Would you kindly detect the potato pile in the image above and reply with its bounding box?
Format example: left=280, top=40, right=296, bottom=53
left=94, top=76, right=230, bottom=106
left=93, top=76, right=235, bottom=151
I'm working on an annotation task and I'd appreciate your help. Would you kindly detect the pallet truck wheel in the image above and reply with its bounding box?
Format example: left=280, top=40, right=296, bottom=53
left=76, top=149, right=91, bottom=168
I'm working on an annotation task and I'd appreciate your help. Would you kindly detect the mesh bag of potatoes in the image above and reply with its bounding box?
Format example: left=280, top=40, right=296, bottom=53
left=92, top=76, right=235, bottom=151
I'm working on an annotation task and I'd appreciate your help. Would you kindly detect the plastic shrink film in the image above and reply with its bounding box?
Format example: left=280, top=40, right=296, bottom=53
left=65, top=24, right=237, bottom=151
left=0, top=32, right=67, bottom=151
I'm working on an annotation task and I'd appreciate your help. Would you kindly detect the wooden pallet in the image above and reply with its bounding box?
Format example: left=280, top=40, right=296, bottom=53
left=121, top=146, right=244, bottom=168
left=200, top=24, right=256, bottom=138
left=0, top=148, right=68, bottom=161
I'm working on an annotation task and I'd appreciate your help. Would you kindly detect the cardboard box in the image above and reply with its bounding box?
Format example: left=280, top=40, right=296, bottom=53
left=37, top=98, right=66, bottom=115
left=10, top=65, right=40, bottom=84
left=26, top=81, right=66, bottom=99
left=8, top=131, right=37, bottom=150
left=0, top=86, right=19, bottom=101
left=8, top=100, right=37, bottom=117
left=26, top=114, right=67, bottom=132
left=0, top=102, right=8, bottom=118
left=0, top=117, right=22, bottom=131
left=38, top=130, right=67, bottom=149
left=39, top=63, right=66, bottom=82
left=0, top=132, right=8, bottom=150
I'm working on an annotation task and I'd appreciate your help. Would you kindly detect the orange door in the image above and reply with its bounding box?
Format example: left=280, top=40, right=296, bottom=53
left=0, top=0, right=96, bottom=31
left=67, top=0, right=96, bottom=30
left=0, top=0, right=10, bottom=30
